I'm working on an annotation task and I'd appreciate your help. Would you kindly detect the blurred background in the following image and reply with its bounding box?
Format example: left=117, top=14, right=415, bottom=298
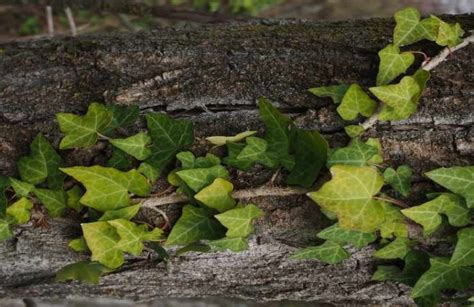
left=0, top=0, right=473, bottom=41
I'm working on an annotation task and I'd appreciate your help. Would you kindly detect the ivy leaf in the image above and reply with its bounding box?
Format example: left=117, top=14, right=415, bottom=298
left=393, top=7, right=439, bottom=46
left=57, top=103, right=113, bottom=149
left=224, top=142, right=253, bottom=171
left=81, top=221, right=123, bottom=269
left=317, top=223, right=376, bottom=249
left=327, top=139, right=378, bottom=167
left=308, top=165, right=385, bottom=232
left=344, top=125, right=365, bottom=138
left=145, top=113, right=193, bottom=173
left=287, top=129, right=328, bottom=188
left=411, top=258, right=474, bottom=298
left=258, top=98, right=293, bottom=170
left=107, top=148, right=133, bottom=171
left=6, top=197, right=33, bottom=224
left=177, top=152, right=221, bottom=170
left=9, top=177, right=34, bottom=197
left=0, top=219, right=13, bottom=241
left=215, top=204, right=263, bottom=238
left=366, top=138, right=384, bottom=164
left=60, top=166, right=150, bottom=211
left=137, top=162, right=160, bottom=182
left=370, top=76, right=420, bottom=121
left=107, top=105, right=140, bottom=131
left=431, top=16, right=464, bottom=47
left=376, top=44, right=415, bottom=86
left=166, top=205, right=225, bottom=246
left=308, top=84, right=350, bottom=104
left=17, top=133, right=64, bottom=189
left=209, top=237, right=248, bottom=252
left=110, top=132, right=151, bottom=161
left=69, top=237, right=89, bottom=252
left=237, top=137, right=278, bottom=168
left=99, top=204, right=141, bottom=221
left=425, top=166, right=474, bottom=208
left=206, top=131, right=257, bottom=146
left=450, top=227, right=474, bottom=267
left=194, top=178, right=236, bottom=212
left=34, top=188, right=66, bottom=217
left=0, top=176, right=10, bottom=218
left=374, top=237, right=411, bottom=259
left=383, top=165, right=412, bottom=197
left=66, top=186, right=83, bottom=212
left=337, top=84, right=377, bottom=120
left=56, top=261, right=107, bottom=284
left=107, top=219, right=157, bottom=256
left=176, top=165, right=229, bottom=193
left=290, top=240, right=350, bottom=264
left=402, top=194, right=469, bottom=235
left=379, top=202, right=408, bottom=239
left=412, top=69, right=431, bottom=104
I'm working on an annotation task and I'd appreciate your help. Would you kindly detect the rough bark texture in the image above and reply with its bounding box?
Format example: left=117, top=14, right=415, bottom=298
left=0, top=15, right=473, bottom=304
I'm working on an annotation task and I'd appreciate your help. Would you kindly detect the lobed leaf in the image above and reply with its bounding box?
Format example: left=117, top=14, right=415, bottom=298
left=327, top=139, right=378, bottom=167
left=317, top=223, right=376, bottom=249
left=425, top=166, right=474, bottom=208
left=383, top=165, right=412, bottom=197
left=374, top=237, right=411, bottom=259
left=393, top=7, right=438, bottom=46
left=6, top=197, right=33, bottom=224
left=0, top=219, right=13, bottom=241
left=290, top=240, right=350, bottom=264
left=176, top=165, right=229, bottom=193
left=34, top=188, right=66, bottom=217
left=450, top=227, right=474, bottom=267
left=110, top=132, right=151, bottom=161
left=376, top=44, right=415, bottom=86
left=215, top=204, right=263, bottom=238
left=344, top=125, right=365, bottom=138
left=308, top=84, right=349, bottom=104
left=81, top=221, right=123, bottom=269
left=337, top=84, right=377, bottom=120
left=194, top=178, right=236, bottom=212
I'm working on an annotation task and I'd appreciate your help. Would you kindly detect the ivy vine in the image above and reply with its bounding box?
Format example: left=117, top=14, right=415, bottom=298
left=0, top=7, right=473, bottom=306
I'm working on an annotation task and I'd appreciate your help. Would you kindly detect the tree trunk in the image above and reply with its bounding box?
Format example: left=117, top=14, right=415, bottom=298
left=0, top=16, right=473, bottom=304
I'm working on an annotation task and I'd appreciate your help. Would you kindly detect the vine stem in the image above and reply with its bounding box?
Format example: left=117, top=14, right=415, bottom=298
left=139, top=186, right=311, bottom=208
left=361, top=33, right=474, bottom=131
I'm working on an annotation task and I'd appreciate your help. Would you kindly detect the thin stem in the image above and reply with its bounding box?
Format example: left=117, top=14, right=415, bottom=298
left=409, top=50, right=430, bottom=63
left=97, top=132, right=111, bottom=141
left=373, top=196, right=408, bottom=208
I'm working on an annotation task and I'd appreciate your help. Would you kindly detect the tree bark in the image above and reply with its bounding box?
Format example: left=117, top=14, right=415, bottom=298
left=0, top=16, right=473, bottom=304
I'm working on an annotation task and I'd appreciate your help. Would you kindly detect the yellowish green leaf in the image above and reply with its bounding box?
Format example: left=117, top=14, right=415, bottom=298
left=110, top=132, right=151, bottom=161
left=215, top=204, right=263, bottom=238
left=290, top=240, right=350, bottom=264
left=337, top=84, right=377, bottom=120
left=206, top=131, right=257, bottom=146
left=6, top=197, right=33, bottom=224
left=194, top=178, right=236, bottom=212
left=376, top=44, right=415, bottom=86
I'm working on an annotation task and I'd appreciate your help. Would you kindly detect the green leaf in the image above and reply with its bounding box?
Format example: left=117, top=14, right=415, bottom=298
left=337, top=84, right=377, bottom=120
left=224, top=142, right=253, bottom=171
left=411, top=258, right=474, bottom=298
left=308, top=165, right=385, bottom=232
left=81, top=221, right=123, bottom=269
left=257, top=98, right=293, bottom=169
left=6, top=197, right=33, bottom=224
left=107, top=148, right=133, bottom=171
left=237, top=137, right=278, bottom=168
left=379, top=202, right=408, bottom=239
left=176, top=165, right=229, bottom=193
left=450, top=227, right=474, bottom=267
left=166, top=205, right=224, bottom=246
left=327, top=139, right=378, bottom=167
left=176, top=242, right=211, bottom=255
left=0, top=219, right=13, bottom=241
left=209, top=237, right=248, bottom=252
left=56, top=261, right=107, bottom=284
left=344, top=125, right=365, bottom=138
left=215, top=204, right=263, bottom=238
left=9, top=177, right=34, bottom=197
left=290, top=240, right=350, bottom=264
left=384, top=165, right=412, bottom=197
left=107, top=219, right=148, bottom=256
left=66, top=186, right=83, bottom=212
left=17, top=133, right=64, bottom=189
left=366, top=138, right=384, bottom=164
left=68, top=237, right=89, bottom=252
left=0, top=176, right=11, bottom=217
left=376, top=44, right=415, bottom=86
left=317, top=223, right=376, bottom=249
left=374, top=237, right=411, bottom=259
left=194, top=178, right=236, bottom=212
left=425, top=166, right=474, bottom=208
left=107, top=105, right=140, bottom=131
left=412, top=69, right=431, bottom=104
left=34, top=188, right=66, bottom=217
left=145, top=113, right=193, bottom=173
left=308, top=84, right=350, bottom=104
left=370, top=76, right=420, bottom=121
left=177, top=152, right=221, bottom=170
left=393, top=7, right=439, bottom=46
left=57, top=103, right=113, bottom=149
left=110, top=132, right=151, bottom=161
left=99, top=204, right=141, bottom=221
left=402, top=194, right=470, bottom=235
left=206, top=131, right=257, bottom=146
left=61, top=166, right=150, bottom=211
left=137, top=162, right=160, bottom=182
left=287, top=129, right=328, bottom=188
left=432, top=16, right=464, bottom=47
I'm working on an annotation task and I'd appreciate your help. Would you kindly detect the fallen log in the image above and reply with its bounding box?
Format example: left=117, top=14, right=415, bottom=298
left=0, top=15, right=473, bottom=304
